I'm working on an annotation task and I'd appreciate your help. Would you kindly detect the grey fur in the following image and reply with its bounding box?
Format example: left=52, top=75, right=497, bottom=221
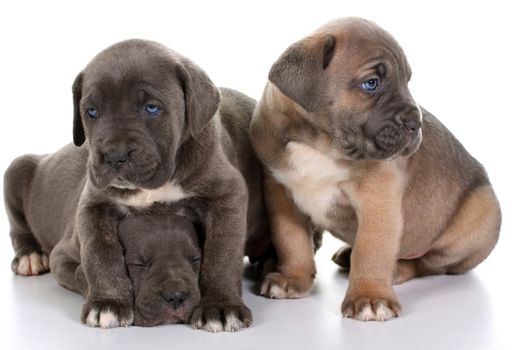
left=4, top=39, right=269, bottom=331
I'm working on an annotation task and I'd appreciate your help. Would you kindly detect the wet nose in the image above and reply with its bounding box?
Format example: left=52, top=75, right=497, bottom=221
left=161, top=290, right=189, bottom=308
left=104, top=151, right=129, bottom=169
left=402, top=117, right=421, bottom=133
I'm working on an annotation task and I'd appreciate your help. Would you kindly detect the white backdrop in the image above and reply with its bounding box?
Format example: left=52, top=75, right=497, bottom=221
left=0, top=1, right=523, bottom=349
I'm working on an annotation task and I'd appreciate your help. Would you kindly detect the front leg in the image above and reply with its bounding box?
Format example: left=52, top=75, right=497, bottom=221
left=190, top=175, right=252, bottom=332
left=77, top=202, right=134, bottom=328
left=260, top=174, right=316, bottom=299
left=341, top=162, right=405, bottom=321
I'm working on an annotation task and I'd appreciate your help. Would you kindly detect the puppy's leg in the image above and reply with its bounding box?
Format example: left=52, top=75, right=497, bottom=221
left=341, top=163, right=404, bottom=321
left=191, top=173, right=252, bottom=333
left=50, top=239, right=88, bottom=296
left=414, top=185, right=500, bottom=277
left=77, top=204, right=134, bottom=329
left=332, top=245, right=352, bottom=269
left=312, top=226, right=324, bottom=253
left=393, top=260, right=419, bottom=285
left=4, top=155, right=49, bottom=276
left=260, top=175, right=316, bottom=299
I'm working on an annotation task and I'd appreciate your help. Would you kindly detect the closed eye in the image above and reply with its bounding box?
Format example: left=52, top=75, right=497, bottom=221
left=189, top=256, right=201, bottom=264
left=129, top=261, right=152, bottom=270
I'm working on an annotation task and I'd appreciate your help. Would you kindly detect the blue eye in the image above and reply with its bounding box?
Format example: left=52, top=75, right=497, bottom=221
left=360, top=78, right=380, bottom=92
left=87, top=108, right=98, bottom=118
left=144, top=104, right=161, bottom=117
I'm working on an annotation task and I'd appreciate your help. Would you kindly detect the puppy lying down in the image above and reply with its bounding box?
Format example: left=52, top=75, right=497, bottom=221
left=119, top=214, right=201, bottom=326
left=70, top=214, right=201, bottom=327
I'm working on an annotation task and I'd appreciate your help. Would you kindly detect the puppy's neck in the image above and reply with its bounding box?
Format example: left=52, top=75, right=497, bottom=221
left=113, top=181, right=189, bottom=208
left=266, top=83, right=333, bottom=141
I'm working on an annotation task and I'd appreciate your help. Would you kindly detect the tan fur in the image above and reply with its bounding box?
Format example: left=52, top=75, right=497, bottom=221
left=259, top=173, right=316, bottom=298
left=250, top=17, right=501, bottom=322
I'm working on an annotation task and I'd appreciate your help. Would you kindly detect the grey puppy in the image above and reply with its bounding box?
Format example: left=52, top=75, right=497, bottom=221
left=67, top=213, right=202, bottom=327
left=4, top=39, right=269, bottom=331
left=121, top=214, right=202, bottom=327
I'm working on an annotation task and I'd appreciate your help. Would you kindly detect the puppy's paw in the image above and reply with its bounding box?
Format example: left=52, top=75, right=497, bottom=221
left=191, top=303, right=252, bottom=332
left=260, top=272, right=313, bottom=299
left=12, top=252, right=49, bottom=276
left=341, top=294, right=401, bottom=322
left=331, top=245, right=351, bottom=269
left=81, top=300, right=134, bottom=328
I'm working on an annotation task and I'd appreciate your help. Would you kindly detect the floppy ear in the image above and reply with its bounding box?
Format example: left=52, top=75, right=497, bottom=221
left=269, top=34, right=336, bottom=112
left=72, top=72, right=85, bottom=146
left=176, top=58, right=220, bottom=137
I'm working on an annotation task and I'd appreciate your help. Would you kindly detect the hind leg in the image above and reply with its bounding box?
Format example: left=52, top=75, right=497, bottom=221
left=50, top=239, right=87, bottom=296
left=395, top=185, right=501, bottom=284
left=4, top=155, right=49, bottom=276
left=332, top=245, right=351, bottom=269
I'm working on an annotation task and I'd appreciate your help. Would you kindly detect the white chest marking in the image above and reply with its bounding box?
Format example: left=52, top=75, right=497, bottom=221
left=272, top=142, right=351, bottom=229
left=116, top=182, right=189, bottom=208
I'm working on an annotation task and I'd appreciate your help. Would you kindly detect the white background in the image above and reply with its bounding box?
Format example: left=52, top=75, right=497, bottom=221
left=0, top=1, right=523, bottom=349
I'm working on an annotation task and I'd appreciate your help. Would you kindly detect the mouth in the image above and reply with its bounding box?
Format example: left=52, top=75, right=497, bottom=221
left=133, top=302, right=193, bottom=327
left=374, top=126, right=401, bottom=154
left=340, top=126, right=421, bottom=160
left=89, top=161, right=160, bottom=190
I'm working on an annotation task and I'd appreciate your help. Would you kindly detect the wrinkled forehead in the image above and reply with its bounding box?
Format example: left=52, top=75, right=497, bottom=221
left=81, top=41, right=179, bottom=96
left=322, top=18, right=411, bottom=76
left=119, top=217, right=199, bottom=251
left=81, top=70, right=174, bottom=104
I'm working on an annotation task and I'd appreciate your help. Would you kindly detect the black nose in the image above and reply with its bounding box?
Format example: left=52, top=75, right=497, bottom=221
left=104, top=151, right=129, bottom=169
left=161, top=290, right=189, bottom=308
left=403, top=119, right=421, bottom=133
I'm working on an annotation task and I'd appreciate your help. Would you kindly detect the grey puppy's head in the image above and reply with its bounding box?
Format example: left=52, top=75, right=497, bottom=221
left=119, top=214, right=201, bottom=326
left=72, top=39, right=219, bottom=190
left=269, top=17, right=422, bottom=160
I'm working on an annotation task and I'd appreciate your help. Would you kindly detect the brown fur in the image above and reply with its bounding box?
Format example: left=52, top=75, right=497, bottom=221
left=250, top=17, right=501, bottom=321
left=259, top=174, right=316, bottom=298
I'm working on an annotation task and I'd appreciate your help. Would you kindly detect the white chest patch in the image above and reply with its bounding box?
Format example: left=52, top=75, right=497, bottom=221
left=116, top=182, right=189, bottom=208
left=272, top=141, right=351, bottom=229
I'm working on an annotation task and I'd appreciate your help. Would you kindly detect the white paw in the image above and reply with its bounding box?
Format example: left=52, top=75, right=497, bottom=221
left=191, top=305, right=252, bottom=332
left=260, top=272, right=312, bottom=299
left=342, top=297, right=401, bottom=322
left=84, top=305, right=133, bottom=328
left=202, top=319, right=224, bottom=333
left=374, top=303, right=397, bottom=321
left=267, top=283, right=289, bottom=299
left=353, top=303, right=396, bottom=321
left=14, top=252, right=49, bottom=276
left=223, top=313, right=244, bottom=332
left=98, top=311, right=120, bottom=329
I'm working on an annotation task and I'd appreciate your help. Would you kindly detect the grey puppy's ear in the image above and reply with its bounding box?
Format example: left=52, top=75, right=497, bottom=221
left=72, top=72, right=85, bottom=146
left=269, top=34, right=336, bottom=112
left=176, top=58, right=220, bottom=137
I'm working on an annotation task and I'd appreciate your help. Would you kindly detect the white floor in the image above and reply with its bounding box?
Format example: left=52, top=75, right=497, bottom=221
left=1, top=2, right=524, bottom=349
left=1, top=229, right=522, bottom=350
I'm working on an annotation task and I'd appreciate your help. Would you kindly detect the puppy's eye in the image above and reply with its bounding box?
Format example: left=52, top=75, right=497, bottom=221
left=130, top=261, right=152, bottom=270
left=189, top=256, right=201, bottom=265
left=144, top=104, right=161, bottom=118
left=87, top=108, right=98, bottom=118
left=360, top=78, right=381, bottom=92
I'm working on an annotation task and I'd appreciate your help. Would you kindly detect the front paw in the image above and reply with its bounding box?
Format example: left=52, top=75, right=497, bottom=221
left=341, top=291, right=401, bottom=322
left=81, top=300, right=134, bottom=328
left=191, top=302, right=252, bottom=332
left=260, top=271, right=313, bottom=299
